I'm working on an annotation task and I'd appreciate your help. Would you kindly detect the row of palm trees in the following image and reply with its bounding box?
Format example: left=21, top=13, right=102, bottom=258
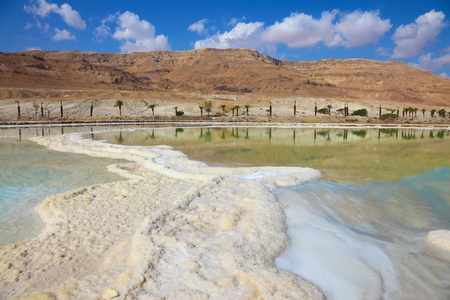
left=402, top=107, right=448, bottom=118
left=198, top=102, right=251, bottom=117
left=9, top=100, right=449, bottom=119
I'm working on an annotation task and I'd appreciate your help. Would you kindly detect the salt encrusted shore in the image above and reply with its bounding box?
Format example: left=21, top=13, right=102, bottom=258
left=0, top=132, right=324, bottom=299
left=427, top=230, right=450, bottom=251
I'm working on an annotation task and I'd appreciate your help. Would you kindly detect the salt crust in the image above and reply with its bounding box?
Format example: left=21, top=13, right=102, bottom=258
left=427, top=230, right=450, bottom=251
left=0, top=132, right=323, bottom=299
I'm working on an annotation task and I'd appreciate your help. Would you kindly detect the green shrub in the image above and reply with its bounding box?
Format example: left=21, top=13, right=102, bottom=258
left=351, top=109, right=368, bottom=116
left=380, top=113, right=398, bottom=120
left=176, top=111, right=184, bottom=116
left=317, top=108, right=329, bottom=114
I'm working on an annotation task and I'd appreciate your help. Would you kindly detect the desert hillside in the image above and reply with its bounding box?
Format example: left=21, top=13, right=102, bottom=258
left=1, top=48, right=449, bottom=107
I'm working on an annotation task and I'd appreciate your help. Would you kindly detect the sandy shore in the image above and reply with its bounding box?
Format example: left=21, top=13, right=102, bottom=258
left=0, top=132, right=325, bottom=299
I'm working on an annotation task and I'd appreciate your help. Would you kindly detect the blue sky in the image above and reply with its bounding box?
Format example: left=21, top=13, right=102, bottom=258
left=1, top=0, right=449, bottom=77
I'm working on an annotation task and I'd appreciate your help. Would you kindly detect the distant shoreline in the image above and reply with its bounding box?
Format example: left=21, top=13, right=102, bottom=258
left=1, top=115, right=449, bottom=129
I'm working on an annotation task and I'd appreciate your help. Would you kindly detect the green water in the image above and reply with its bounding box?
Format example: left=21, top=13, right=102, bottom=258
left=92, top=127, right=450, bottom=182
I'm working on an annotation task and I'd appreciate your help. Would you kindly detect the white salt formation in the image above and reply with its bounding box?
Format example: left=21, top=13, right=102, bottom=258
left=0, top=132, right=323, bottom=299
left=427, top=230, right=450, bottom=251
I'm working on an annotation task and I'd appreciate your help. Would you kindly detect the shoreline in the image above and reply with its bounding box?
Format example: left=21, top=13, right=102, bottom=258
left=1, top=117, right=449, bottom=130
left=0, top=132, right=325, bottom=299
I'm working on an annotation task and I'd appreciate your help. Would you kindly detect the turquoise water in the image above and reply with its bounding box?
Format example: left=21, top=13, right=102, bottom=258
left=275, top=167, right=450, bottom=300
left=0, top=128, right=126, bottom=245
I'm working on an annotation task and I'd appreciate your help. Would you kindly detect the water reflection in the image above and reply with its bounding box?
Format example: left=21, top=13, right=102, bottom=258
left=92, top=127, right=450, bottom=183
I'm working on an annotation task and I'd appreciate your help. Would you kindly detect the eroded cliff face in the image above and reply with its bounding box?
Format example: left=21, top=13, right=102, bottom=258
left=1, top=48, right=449, bottom=106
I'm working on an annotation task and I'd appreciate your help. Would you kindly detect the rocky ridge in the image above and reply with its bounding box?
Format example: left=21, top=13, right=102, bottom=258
left=0, top=48, right=449, bottom=106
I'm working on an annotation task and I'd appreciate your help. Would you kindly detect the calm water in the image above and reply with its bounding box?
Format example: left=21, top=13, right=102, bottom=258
left=92, top=126, right=450, bottom=182
left=0, top=127, right=129, bottom=245
left=1, top=126, right=449, bottom=299
left=93, top=126, right=450, bottom=299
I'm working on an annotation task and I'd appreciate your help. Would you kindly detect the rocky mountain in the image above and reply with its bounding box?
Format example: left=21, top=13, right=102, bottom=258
left=1, top=48, right=449, bottom=106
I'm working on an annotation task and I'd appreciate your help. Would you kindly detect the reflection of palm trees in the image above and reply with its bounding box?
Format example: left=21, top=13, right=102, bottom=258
left=115, top=132, right=124, bottom=143
left=221, top=128, right=227, bottom=139
left=293, top=129, right=296, bottom=145
left=245, top=128, right=250, bottom=139
left=317, top=131, right=329, bottom=137
left=144, top=129, right=156, bottom=141
left=267, top=128, right=272, bottom=144
left=231, top=128, right=240, bottom=138
left=204, top=129, right=212, bottom=143
left=175, top=128, right=184, bottom=137
left=352, top=130, right=367, bottom=138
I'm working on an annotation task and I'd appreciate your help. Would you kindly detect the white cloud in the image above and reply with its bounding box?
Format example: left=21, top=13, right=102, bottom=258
left=52, top=28, right=75, bottom=41
left=58, top=3, right=86, bottom=29
left=93, top=13, right=117, bottom=43
left=113, top=11, right=170, bottom=52
left=334, top=10, right=392, bottom=47
left=440, top=72, right=449, bottom=78
left=263, top=11, right=337, bottom=48
left=194, top=22, right=265, bottom=49
left=24, top=0, right=58, bottom=17
left=392, top=10, right=446, bottom=58
left=228, top=17, right=246, bottom=26
left=188, top=19, right=208, bottom=34
left=24, top=23, right=34, bottom=30
left=409, top=52, right=450, bottom=72
left=25, top=46, right=42, bottom=51
left=376, top=47, right=390, bottom=56
left=194, top=10, right=392, bottom=52
left=24, top=0, right=86, bottom=29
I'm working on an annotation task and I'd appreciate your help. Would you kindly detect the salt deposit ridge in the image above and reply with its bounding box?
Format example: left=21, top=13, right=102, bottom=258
left=0, top=132, right=324, bottom=299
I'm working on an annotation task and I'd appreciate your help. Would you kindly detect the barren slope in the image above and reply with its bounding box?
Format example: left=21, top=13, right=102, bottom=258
left=1, top=48, right=449, bottom=106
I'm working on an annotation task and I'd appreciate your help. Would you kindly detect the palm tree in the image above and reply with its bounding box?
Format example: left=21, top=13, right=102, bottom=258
left=174, top=106, right=178, bottom=115
left=221, top=104, right=226, bottom=116
left=114, top=100, right=124, bottom=116
left=413, top=108, right=419, bottom=117
left=231, top=107, right=236, bottom=116
left=148, top=104, right=156, bottom=116
left=199, top=105, right=205, bottom=116
left=204, top=101, right=212, bottom=116
left=32, top=102, right=39, bottom=117
left=438, top=109, right=447, bottom=118
left=431, top=109, right=437, bottom=118
left=327, top=104, right=332, bottom=115
left=421, top=108, right=426, bottom=117
left=234, top=105, right=241, bottom=116
left=244, top=104, right=251, bottom=116
left=16, top=101, right=20, bottom=118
